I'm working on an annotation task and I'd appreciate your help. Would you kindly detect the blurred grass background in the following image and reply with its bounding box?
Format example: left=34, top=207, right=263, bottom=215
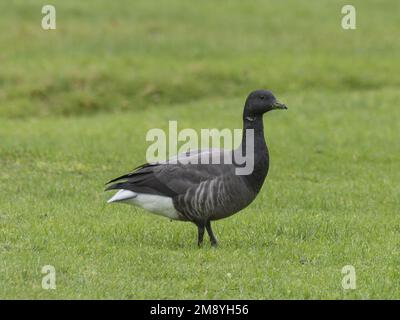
left=1, top=0, right=400, bottom=118
left=1, top=0, right=400, bottom=299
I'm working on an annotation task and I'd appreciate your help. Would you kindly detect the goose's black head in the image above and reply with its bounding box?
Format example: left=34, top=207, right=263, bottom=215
left=243, top=90, right=287, bottom=120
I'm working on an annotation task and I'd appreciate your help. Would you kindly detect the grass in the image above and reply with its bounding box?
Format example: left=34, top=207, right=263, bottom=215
left=1, top=0, right=400, bottom=299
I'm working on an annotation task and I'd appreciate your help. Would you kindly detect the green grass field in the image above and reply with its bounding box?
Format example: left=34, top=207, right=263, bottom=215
left=1, top=0, right=400, bottom=299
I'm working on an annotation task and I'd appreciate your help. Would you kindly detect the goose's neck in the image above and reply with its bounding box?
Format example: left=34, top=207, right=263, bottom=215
left=239, top=116, right=269, bottom=193
left=240, top=116, right=267, bottom=155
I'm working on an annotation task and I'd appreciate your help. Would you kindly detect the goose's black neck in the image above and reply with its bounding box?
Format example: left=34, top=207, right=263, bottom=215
left=239, top=115, right=270, bottom=194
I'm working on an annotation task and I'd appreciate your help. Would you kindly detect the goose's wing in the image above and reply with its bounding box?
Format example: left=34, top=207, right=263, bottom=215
left=105, top=149, right=236, bottom=197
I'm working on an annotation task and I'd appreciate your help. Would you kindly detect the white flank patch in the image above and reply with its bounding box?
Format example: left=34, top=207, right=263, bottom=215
left=107, top=189, right=180, bottom=220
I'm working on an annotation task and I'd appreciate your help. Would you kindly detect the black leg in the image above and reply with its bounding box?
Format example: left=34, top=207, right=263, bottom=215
left=197, top=224, right=205, bottom=247
left=206, top=221, right=218, bottom=247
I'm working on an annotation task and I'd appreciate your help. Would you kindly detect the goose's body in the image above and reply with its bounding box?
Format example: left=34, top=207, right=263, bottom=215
left=106, top=90, right=287, bottom=246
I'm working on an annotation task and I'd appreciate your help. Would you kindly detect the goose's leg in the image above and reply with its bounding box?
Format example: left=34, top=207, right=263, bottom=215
left=206, top=221, right=218, bottom=247
left=197, top=224, right=205, bottom=247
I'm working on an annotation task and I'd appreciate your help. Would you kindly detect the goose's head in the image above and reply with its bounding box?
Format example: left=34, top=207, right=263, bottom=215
left=243, top=90, right=287, bottom=119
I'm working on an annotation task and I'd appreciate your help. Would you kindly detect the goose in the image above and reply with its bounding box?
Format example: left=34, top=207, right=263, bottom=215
left=106, top=90, right=287, bottom=247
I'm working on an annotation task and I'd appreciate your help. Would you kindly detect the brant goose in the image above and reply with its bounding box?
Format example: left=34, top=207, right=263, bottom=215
left=106, top=90, right=287, bottom=246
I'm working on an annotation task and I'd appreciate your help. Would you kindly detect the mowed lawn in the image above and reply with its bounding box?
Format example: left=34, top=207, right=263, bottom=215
left=1, top=0, right=400, bottom=299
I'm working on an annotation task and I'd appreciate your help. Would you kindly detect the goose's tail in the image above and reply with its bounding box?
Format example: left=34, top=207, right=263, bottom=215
left=107, top=189, right=137, bottom=204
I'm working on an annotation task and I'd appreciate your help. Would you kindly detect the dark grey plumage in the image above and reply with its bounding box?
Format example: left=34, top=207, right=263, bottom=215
left=106, top=90, right=287, bottom=246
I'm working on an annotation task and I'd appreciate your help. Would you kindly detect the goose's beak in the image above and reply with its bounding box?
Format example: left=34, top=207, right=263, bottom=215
left=272, top=101, right=288, bottom=110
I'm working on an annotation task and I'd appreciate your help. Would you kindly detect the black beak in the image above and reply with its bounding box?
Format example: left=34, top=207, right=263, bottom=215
left=272, top=101, right=288, bottom=110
